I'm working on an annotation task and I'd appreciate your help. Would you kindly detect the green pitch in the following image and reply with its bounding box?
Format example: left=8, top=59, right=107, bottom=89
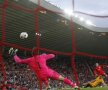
left=80, top=86, right=108, bottom=90
left=59, top=86, right=108, bottom=90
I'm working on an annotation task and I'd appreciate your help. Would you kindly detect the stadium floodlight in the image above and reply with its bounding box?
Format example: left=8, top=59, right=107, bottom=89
left=86, top=20, right=92, bottom=25
left=85, top=20, right=94, bottom=26
left=74, top=14, right=78, bottom=18
left=64, top=9, right=74, bottom=16
left=79, top=17, right=84, bottom=21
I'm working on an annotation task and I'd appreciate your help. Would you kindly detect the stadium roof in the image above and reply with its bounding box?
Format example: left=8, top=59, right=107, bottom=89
left=30, top=0, right=108, bottom=32
left=0, top=0, right=108, bottom=56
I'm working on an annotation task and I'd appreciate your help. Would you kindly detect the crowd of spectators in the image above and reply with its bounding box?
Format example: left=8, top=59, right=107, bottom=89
left=0, top=54, right=108, bottom=90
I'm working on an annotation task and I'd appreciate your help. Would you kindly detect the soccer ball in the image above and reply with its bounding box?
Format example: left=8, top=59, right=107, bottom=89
left=20, top=32, right=28, bottom=39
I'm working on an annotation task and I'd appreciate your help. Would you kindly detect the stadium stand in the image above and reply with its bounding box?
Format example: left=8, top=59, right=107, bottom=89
left=0, top=0, right=108, bottom=90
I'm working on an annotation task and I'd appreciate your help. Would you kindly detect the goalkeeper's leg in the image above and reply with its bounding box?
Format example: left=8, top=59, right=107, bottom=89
left=48, top=69, right=78, bottom=88
left=59, top=75, right=78, bottom=89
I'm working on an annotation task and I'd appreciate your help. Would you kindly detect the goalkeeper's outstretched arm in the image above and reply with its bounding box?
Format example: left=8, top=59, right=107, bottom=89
left=41, top=53, right=55, bottom=60
left=14, top=55, right=31, bottom=64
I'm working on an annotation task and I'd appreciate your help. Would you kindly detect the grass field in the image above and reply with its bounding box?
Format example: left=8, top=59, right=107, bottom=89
left=80, top=86, right=108, bottom=90
left=60, top=86, right=108, bottom=90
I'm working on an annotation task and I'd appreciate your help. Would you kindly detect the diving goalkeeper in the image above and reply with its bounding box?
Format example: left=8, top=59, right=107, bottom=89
left=14, top=53, right=78, bottom=90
